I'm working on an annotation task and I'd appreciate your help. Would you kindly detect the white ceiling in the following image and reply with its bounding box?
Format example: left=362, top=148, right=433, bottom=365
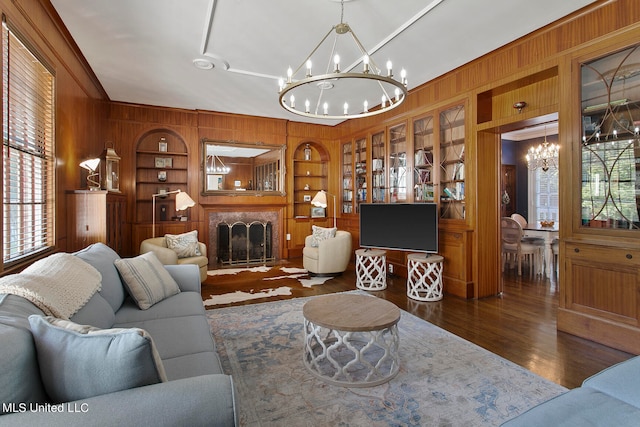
left=50, top=0, right=596, bottom=125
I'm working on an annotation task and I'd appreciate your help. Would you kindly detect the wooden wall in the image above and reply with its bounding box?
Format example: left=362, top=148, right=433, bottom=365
left=0, top=0, right=108, bottom=273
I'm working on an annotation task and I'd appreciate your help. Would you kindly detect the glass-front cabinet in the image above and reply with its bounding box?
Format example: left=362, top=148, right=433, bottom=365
left=389, top=123, right=407, bottom=203
left=342, top=141, right=353, bottom=214
left=439, top=104, right=466, bottom=219
left=355, top=137, right=367, bottom=213
left=371, top=131, right=386, bottom=203
left=580, top=43, right=640, bottom=229
left=413, top=115, right=435, bottom=202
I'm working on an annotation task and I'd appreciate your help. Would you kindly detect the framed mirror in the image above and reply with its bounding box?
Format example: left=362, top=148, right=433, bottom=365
left=202, top=139, right=286, bottom=195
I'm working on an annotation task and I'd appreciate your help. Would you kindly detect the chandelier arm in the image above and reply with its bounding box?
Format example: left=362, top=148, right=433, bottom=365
left=291, top=26, right=337, bottom=78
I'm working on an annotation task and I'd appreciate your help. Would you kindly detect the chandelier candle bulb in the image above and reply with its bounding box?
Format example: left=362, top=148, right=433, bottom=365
left=344, top=102, right=348, bottom=115
left=363, top=100, right=368, bottom=112
left=306, top=60, right=312, bottom=77
left=395, top=88, right=401, bottom=102
left=363, top=55, right=370, bottom=73
left=401, top=68, right=407, bottom=85
left=290, top=95, right=295, bottom=109
left=381, top=95, right=387, bottom=108
left=287, top=67, right=292, bottom=83
left=334, top=54, right=340, bottom=73
left=323, top=102, right=329, bottom=115
left=387, top=60, right=393, bottom=77
left=305, top=99, right=310, bottom=113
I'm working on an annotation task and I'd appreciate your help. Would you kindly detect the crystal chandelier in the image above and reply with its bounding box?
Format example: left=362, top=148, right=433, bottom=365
left=526, top=127, right=559, bottom=172
left=278, top=0, right=407, bottom=120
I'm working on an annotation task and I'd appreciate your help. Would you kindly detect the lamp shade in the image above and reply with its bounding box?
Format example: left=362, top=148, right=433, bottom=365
left=311, top=190, right=328, bottom=208
left=79, top=158, right=100, bottom=172
left=175, top=191, right=196, bottom=211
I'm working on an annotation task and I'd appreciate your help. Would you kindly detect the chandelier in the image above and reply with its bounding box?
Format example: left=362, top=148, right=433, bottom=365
left=278, top=0, right=407, bottom=120
left=526, top=126, right=559, bottom=172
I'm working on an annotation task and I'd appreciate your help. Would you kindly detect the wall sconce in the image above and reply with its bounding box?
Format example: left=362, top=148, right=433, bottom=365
left=79, top=158, right=101, bottom=190
left=513, top=101, right=527, bottom=113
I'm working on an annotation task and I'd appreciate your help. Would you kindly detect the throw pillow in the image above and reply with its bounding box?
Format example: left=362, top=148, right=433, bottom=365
left=165, top=230, right=201, bottom=258
left=28, top=315, right=167, bottom=403
left=310, top=225, right=337, bottom=247
left=114, top=252, right=180, bottom=310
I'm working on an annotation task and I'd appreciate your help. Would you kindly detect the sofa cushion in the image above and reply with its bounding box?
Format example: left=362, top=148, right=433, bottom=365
left=165, top=230, right=202, bottom=258
left=0, top=322, right=48, bottom=412
left=114, top=252, right=180, bottom=310
left=74, top=243, right=126, bottom=312
left=70, top=292, right=116, bottom=329
left=501, top=387, right=640, bottom=426
left=582, top=355, right=640, bottom=408
left=28, top=315, right=167, bottom=403
left=310, top=225, right=337, bottom=247
left=114, top=291, right=206, bottom=324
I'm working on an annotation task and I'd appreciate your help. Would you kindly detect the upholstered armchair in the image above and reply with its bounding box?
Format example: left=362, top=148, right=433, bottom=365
left=140, top=234, right=208, bottom=282
left=303, top=229, right=352, bottom=275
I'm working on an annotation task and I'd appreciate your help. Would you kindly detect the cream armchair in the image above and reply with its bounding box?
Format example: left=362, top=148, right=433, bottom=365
left=140, top=237, right=208, bottom=282
left=303, top=230, right=352, bottom=275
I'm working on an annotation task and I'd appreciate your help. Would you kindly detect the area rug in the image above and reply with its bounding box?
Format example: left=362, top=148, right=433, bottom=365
left=206, top=293, right=567, bottom=427
left=203, top=266, right=336, bottom=307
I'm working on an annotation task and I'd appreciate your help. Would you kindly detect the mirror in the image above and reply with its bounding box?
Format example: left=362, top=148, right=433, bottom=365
left=202, top=139, right=286, bottom=195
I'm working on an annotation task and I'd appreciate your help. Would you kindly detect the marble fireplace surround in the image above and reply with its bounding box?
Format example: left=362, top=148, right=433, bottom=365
left=208, top=209, right=281, bottom=265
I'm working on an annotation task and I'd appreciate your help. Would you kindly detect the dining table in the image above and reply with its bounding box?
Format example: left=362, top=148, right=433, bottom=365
left=523, top=223, right=559, bottom=278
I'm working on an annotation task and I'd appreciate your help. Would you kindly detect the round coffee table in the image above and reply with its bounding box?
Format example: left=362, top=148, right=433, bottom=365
left=303, top=294, right=401, bottom=387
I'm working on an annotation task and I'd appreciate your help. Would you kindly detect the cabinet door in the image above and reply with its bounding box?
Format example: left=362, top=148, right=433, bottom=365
left=371, top=131, right=386, bottom=203
left=389, top=123, right=407, bottom=202
left=355, top=137, right=367, bottom=212
left=413, top=115, right=435, bottom=202
left=439, top=104, right=466, bottom=219
left=341, top=141, right=354, bottom=214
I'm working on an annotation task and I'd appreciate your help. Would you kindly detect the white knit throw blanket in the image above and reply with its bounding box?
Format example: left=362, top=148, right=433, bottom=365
left=0, top=253, right=102, bottom=319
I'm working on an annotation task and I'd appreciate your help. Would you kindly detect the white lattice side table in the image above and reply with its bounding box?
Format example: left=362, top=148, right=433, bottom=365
left=406, top=253, right=444, bottom=301
left=355, top=248, right=387, bottom=291
left=303, top=294, right=400, bottom=387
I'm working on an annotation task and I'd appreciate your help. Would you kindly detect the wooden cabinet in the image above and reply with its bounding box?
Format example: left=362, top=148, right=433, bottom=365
left=559, top=241, right=640, bottom=354
left=67, top=190, right=126, bottom=254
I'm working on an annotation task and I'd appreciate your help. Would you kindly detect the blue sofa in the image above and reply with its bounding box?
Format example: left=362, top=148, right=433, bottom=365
left=502, top=356, right=640, bottom=426
left=0, top=243, right=237, bottom=426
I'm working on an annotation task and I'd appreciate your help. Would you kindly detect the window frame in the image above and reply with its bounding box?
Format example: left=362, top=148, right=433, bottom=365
left=2, top=20, right=56, bottom=269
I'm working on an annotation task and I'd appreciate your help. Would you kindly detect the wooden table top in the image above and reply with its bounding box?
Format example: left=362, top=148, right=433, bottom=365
left=303, top=294, right=400, bottom=332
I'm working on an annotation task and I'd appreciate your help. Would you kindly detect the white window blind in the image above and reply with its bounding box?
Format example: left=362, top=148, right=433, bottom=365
left=2, top=22, right=55, bottom=265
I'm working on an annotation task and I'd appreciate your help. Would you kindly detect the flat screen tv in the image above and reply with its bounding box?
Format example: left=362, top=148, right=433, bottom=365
left=359, top=203, right=438, bottom=253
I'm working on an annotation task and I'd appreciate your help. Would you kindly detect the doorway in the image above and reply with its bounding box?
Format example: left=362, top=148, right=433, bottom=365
left=500, top=116, right=559, bottom=283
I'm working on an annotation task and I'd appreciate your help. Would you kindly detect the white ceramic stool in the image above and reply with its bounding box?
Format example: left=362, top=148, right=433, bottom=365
left=406, top=253, right=444, bottom=301
left=355, top=248, right=387, bottom=291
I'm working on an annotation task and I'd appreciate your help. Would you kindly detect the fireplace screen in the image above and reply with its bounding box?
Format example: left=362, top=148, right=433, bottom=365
left=217, top=221, right=274, bottom=265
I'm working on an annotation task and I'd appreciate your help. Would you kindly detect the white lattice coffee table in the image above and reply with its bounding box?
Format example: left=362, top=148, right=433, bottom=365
left=303, top=294, right=400, bottom=387
left=355, top=248, right=387, bottom=291
left=406, top=253, right=444, bottom=301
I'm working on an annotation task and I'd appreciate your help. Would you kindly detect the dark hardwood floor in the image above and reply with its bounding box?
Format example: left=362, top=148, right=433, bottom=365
left=203, top=258, right=634, bottom=389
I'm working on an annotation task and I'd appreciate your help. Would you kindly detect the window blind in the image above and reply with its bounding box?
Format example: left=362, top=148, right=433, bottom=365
left=2, top=22, right=55, bottom=265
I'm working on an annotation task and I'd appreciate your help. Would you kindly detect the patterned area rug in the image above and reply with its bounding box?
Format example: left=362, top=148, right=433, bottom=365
left=206, top=293, right=567, bottom=426
left=203, top=266, right=336, bottom=308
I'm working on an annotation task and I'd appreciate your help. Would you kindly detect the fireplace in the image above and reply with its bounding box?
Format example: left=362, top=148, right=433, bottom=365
left=208, top=210, right=281, bottom=266
left=217, top=221, right=274, bottom=265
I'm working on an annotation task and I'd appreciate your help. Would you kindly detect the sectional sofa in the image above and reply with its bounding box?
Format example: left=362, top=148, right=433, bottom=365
left=0, top=243, right=236, bottom=426
left=502, top=355, right=640, bottom=426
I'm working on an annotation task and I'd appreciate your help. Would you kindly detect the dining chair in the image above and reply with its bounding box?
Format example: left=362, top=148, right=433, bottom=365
left=501, top=217, right=543, bottom=276
left=511, top=213, right=545, bottom=245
